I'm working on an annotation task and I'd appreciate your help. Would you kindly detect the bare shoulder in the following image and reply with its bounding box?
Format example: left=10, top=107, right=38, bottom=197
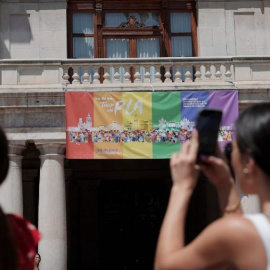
left=202, top=214, right=263, bottom=247
left=200, top=214, right=254, bottom=237
left=157, top=215, right=267, bottom=270
left=203, top=214, right=267, bottom=270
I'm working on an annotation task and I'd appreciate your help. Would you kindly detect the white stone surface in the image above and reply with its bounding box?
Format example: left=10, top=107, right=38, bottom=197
left=1, top=67, right=18, bottom=85
left=2, top=64, right=62, bottom=85
left=252, top=63, right=270, bottom=80
left=37, top=144, right=67, bottom=270
left=197, top=0, right=270, bottom=56
left=40, top=48, right=66, bottom=59
left=197, top=2, right=226, bottom=56
left=234, top=64, right=252, bottom=81
left=225, top=31, right=236, bottom=55
left=234, top=12, right=256, bottom=55
left=264, top=1, right=270, bottom=53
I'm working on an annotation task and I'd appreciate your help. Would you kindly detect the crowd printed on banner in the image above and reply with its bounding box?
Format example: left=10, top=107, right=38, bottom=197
left=67, top=112, right=234, bottom=145
left=67, top=128, right=233, bottom=145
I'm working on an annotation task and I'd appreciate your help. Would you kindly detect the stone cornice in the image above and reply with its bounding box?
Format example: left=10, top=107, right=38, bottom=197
left=36, top=143, right=66, bottom=156
left=5, top=127, right=66, bottom=145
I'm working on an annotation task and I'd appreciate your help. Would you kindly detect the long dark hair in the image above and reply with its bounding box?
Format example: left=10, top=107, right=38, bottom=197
left=36, top=253, right=41, bottom=266
left=0, top=127, right=9, bottom=185
left=235, top=103, right=270, bottom=175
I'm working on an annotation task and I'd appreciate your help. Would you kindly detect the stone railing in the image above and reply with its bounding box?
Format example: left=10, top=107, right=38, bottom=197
left=61, top=57, right=234, bottom=85
left=1, top=57, right=270, bottom=90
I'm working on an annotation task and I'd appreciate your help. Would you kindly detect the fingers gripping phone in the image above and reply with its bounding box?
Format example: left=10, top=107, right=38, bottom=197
left=196, top=109, right=222, bottom=163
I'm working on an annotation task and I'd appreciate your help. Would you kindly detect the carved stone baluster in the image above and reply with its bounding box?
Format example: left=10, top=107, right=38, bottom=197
left=72, top=66, right=80, bottom=84
left=103, top=66, right=111, bottom=84
left=124, top=68, right=131, bottom=83
left=114, top=66, right=121, bottom=84
left=62, top=67, right=70, bottom=85
left=184, top=65, right=192, bottom=82
left=194, top=65, right=202, bottom=82
left=144, top=65, right=151, bottom=83
left=224, top=64, right=233, bottom=81
left=164, top=64, right=172, bottom=83
left=204, top=64, right=212, bottom=80
left=214, top=64, right=222, bottom=80
left=82, top=66, right=90, bottom=84
left=134, top=65, right=141, bottom=83
left=154, top=64, right=162, bottom=83
left=92, top=66, right=100, bottom=84
left=174, top=65, right=182, bottom=83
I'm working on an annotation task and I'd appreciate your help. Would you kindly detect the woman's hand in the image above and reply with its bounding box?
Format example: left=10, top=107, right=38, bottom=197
left=199, top=143, right=241, bottom=215
left=170, top=130, right=200, bottom=190
left=199, top=145, right=233, bottom=188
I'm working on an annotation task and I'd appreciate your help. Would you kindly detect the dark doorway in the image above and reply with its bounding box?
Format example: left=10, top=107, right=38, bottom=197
left=65, top=159, right=219, bottom=270
left=99, top=179, right=170, bottom=270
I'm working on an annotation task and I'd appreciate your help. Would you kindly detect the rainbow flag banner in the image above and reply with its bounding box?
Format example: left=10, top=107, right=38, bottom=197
left=65, top=90, right=238, bottom=159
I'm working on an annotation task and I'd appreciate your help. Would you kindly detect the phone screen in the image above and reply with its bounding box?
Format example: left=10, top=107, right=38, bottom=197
left=196, top=109, right=222, bottom=162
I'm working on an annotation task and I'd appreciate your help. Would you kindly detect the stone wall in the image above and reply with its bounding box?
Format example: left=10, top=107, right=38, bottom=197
left=0, top=0, right=67, bottom=59
left=197, top=0, right=270, bottom=56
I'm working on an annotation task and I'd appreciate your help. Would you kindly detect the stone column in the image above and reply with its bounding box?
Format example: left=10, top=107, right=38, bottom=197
left=37, top=144, right=66, bottom=270
left=0, top=145, right=24, bottom=215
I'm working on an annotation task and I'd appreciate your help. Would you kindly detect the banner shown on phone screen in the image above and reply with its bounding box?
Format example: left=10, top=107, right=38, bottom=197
left=65, top=90, right=238, bottom=159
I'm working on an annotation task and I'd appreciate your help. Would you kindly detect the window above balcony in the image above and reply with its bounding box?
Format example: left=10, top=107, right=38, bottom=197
left=67, top=0, right=197, bottom=59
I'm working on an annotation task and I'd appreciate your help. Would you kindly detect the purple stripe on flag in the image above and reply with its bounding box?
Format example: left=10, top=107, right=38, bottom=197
left=209, top=90, right=238, bottom=126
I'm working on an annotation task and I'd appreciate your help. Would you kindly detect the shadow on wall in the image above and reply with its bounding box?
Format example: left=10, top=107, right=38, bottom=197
left=0, top=30, right=10, bottom=59
left=0, top=5, right=32, bottom=59
left=9, top=13, right=33, bottom=59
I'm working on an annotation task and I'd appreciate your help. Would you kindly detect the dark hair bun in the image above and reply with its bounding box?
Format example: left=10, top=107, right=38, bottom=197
left=236, top=103, right=270, bottom=175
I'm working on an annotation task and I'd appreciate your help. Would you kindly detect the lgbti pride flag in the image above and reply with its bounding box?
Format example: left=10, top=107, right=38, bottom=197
left=65, top=91, right=238, bottom=159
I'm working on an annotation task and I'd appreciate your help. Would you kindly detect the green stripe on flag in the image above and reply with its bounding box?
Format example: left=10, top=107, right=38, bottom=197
left=152, top=92, right=181, bottom=158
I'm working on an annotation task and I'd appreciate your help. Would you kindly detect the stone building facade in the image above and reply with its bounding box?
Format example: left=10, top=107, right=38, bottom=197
left=0, top=0, right=269, bottom=269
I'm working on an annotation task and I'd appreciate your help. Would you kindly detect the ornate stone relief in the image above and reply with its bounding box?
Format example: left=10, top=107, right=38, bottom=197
left=118, top=15, right=145, bottom=28
left=95, top=3, right=102, bottom=10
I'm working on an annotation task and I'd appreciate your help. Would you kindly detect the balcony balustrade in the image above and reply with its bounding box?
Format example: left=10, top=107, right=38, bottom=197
left=0, top=56, right=270, bottom=92
left=62, top=57, right=234, bottom=87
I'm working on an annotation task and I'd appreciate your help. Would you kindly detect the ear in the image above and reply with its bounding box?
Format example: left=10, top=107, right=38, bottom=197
left=242, top=157, right=259, bottom=193
left=246, top=157, right=256, bottom=173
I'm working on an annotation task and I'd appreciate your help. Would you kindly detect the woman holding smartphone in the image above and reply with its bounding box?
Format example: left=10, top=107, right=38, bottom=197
left=155, top=103, right=270, bottom=270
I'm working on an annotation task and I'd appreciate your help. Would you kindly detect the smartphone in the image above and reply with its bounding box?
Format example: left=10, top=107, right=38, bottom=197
left=196, top=109, right=222, bottom=163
